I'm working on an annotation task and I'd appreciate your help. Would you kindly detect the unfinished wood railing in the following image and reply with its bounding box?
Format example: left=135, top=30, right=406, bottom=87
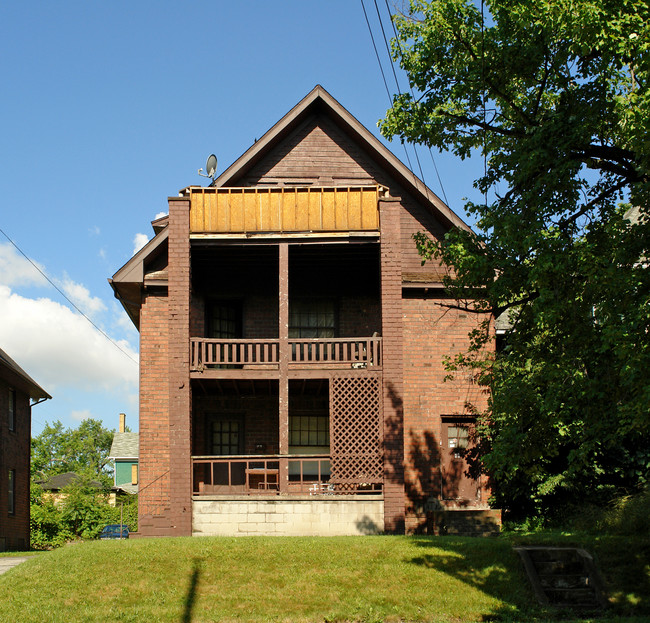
left=190, top=337, right=382, bottom=370
left=188, top=186, right=381, bottom=234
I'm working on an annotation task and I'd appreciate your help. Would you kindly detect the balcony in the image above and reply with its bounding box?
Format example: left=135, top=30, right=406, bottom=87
left=190, top=336, right=382, bottom=373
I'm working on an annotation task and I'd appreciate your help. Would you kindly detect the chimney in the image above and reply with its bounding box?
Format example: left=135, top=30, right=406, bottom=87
left=119, top=413, right=126, bottom=433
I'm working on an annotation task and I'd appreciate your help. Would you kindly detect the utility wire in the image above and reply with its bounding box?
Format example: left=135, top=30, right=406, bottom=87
left=360, top=0, right=392, bottom=102
left=360, top=0, right=420, bottom=183
left=373, top=0, right=428, bottom=189
left=0, top=227, right=139, bottom=366
left=384, top=0, right=451, bottom=206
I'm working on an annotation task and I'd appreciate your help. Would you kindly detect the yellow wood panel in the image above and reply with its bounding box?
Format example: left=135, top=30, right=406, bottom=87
left=334, top=189, right=349, bottom=230
left=214, top=191, right=226, bottom=232
left=189, top=187, right=379, bottom=234
left=347, top=188, right=362, bottom=230
left=243, top=190, right=257, bottom=232
left=267, top=190, right=281, bottom=230
left=189, top=190, right=203, bottom=232
left=321, top=188, right=336, bottom=229
left=204, top=191, right=218, bottom=232
left=282, top=190, right=296, bottom=231
left=228, top=191, right=243, bottom=232
left=307, top=189, right=322, bottom=230
left=294, top=189, right=309, bottom=230
left=361, top=188, right=379, bottom=229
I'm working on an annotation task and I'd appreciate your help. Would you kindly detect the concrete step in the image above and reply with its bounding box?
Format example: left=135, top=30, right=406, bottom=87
left=515, top=547, right=608, bottom=611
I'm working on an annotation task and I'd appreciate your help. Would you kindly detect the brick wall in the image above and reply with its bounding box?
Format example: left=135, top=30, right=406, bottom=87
left=138, top=291, right=171, bottom=522
left=167, top=196, right=192, bottom=535
left=379, top=197, right=406, bottom=533
left=402, top=293, right=492, bottom=533
left=0, top=379, right=31, bottom=550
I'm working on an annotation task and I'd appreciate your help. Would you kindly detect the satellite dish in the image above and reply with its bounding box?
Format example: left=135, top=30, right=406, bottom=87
left=198, top=154, right=218, bottom=181
left=206, top=154, right=217, bottom=178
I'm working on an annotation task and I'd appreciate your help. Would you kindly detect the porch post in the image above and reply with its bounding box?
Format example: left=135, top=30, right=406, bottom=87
left=278, top=243, right=289, bottom=492
left=379, top=196, right=406, bottom=533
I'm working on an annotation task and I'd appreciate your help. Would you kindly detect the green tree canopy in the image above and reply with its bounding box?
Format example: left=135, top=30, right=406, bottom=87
left=32, top=418, right=116, bottom=486
left=381, top=0, right=650, bottom=518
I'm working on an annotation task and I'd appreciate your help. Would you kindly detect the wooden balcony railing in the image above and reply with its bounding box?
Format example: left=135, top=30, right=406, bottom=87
left=291, top=337, right=381, bottom=367
left=191, top=338, right=279, bottom=369
left=190, top=337, right=382, bottom=371
left=192, top=455, right=382, bottom=496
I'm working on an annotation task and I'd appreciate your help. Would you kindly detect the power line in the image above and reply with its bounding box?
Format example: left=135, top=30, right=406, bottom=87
left=360, top=0, right=420, bottom=189
left=383, top=0, right=450, bottom=206
left=0, top=227, right=139, bottom=366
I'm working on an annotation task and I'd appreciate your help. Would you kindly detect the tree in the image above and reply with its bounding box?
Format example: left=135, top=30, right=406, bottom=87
left=381, top=0, right=650, bottom=518
left=32, top=418, right=116, bottom=486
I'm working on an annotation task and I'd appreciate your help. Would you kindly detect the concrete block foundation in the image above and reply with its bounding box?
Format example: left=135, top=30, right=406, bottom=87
left=193, top=496, right=384, bottom=536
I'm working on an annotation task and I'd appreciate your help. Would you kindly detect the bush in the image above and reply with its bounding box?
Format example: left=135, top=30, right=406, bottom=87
left=30, top=478, right=138, bottom=549
left=554, top=488, right=650, bottom=535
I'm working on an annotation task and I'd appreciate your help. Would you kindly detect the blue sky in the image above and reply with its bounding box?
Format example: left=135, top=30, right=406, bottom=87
left=0, top=2, right=484, bottom=435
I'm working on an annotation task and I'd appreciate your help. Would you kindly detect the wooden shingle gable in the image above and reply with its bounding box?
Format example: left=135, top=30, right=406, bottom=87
left=214, top=85, right=470, bottom=234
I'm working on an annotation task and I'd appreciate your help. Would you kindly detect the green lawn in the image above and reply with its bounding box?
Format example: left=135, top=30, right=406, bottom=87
left=0, top=534, right=647, bottom=622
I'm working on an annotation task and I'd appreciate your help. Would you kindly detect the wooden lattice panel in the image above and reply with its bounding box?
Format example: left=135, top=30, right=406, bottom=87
left=330, top=375, right=383, bottom=486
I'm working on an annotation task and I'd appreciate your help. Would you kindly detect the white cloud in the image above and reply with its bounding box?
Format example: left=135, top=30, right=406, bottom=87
left=0, top=285, right=138, bottom=393
left=60, top=276, right=107, bottom=316
left=0, top=243, right=48, bottom=288
left=154, top=212, right=168, bottom=220
left=71, top=409, right=93, bottom=421
left=98, top=248, right=106, bottom=260
left=89, top=226, right=101, bottom=236
left=133, top=233, right=149, bottom=255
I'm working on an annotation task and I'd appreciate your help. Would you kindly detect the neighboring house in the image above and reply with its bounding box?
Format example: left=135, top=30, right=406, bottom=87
left=110, top=85, right=495, bottom=537
left=0, top=347, right=50, bottom=551
left=108, top=413, right=139, bottom=496
left=36, top=471, right=103, bottom=505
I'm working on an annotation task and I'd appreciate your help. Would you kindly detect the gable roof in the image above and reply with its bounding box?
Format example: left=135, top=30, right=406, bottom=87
left=214, top=85, right=470, bottom=232
left=109, top=432, right=139, bottom=460
left=37, top=472, right=102, bottom=491
left=0, top=347, right=51, bottom=401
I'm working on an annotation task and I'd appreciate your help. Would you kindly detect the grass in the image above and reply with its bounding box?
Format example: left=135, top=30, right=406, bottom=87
left=0, top=534, right=647, bottom=622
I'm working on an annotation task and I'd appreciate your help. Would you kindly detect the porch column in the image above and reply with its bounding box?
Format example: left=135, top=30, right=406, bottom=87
left=278, top=242, right=289, bottom=492
left=379, top=196, right=406, bottom=533
left=168, top=195, right=193, bottom=536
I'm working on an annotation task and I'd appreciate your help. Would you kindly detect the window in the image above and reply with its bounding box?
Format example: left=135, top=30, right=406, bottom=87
left=211, top=417, right=244, bottom=455
left=290, top=414, right=329, bottom=447
left=447, top=425, right=469, bottom=450
left=289, top=299, right=336, bottom=339
left=446, top=424, right=471, bottom=459
left=8, top=387, right=16, bottom=431
left=207, top=301, right=241, bottom=338
left=8, top=470, right=15, bottom=515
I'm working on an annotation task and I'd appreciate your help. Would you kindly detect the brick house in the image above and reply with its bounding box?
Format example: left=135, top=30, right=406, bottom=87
left=110, top=85, right=494, bottom=537
left=0, top=347, right=50, bottom=550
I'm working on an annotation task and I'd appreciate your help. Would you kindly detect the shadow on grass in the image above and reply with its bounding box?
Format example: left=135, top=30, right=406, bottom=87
left=406, top=536, right=539, bottom=621
left=182, top=558, right=202, bottom=623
